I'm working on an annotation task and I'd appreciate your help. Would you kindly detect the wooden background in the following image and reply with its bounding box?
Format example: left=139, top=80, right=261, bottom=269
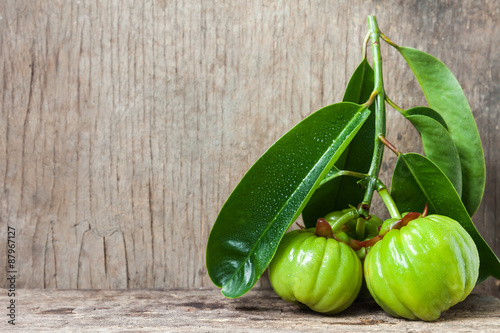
left=0, top=0, right=498, bottom=297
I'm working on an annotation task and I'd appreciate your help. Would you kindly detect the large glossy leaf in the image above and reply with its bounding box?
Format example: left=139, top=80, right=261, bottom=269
left=206, top=103, right=370, bottom=298
left=302, top=59, right=375, bottom=227
left=397, top=46, right=485, bottom=216
left=391, top=153, right=500, bottom=283
left=403, top=107, right=462, bottom=196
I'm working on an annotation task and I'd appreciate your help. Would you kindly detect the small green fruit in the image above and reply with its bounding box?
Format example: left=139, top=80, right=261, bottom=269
left=268, top=227, right=362, bottom=314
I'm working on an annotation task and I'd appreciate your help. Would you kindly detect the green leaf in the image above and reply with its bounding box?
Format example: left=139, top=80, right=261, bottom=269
left=403, top=107, right=462, bottom=196
left=343, top=59, right=375, bottom=104
left=206, top=103, right=370, bottom=298
left=302, top=59, right=375, bottom=227
left=390, top=153, right=500, bottom=283
left=404, top=106, right=447, bottom=130
left=397, top=46, right=485, bottom=216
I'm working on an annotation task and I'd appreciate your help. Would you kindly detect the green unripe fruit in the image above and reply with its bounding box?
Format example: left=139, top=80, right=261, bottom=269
left=362, top=215, right=383, bottom=240
left=268, top=228, right=362, bottom=314
left=364, top=214, right=479, bottom=321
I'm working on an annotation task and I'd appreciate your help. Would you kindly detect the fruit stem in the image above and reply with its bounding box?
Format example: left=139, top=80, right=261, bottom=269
left=355, top=218, right=366, bottom=240
left=377, top=181, right=402, bottom=219
left=330, top=209, right=359, bottom=233
left=358, top=15, right=386, bottom=219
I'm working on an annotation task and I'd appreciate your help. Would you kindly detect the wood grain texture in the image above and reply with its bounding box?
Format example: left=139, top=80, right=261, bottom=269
left=1, top=288, right=499, bottom=331
left=0, top=0, right=499, bottom=296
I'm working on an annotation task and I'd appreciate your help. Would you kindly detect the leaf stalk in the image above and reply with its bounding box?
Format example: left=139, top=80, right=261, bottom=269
left=330, top=209, right=359, bottom=233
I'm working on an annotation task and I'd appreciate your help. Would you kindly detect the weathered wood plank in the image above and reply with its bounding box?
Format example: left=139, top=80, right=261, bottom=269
left=0, top=0, right=498, bottom=296
left=1, top=289, right=499, bottom=332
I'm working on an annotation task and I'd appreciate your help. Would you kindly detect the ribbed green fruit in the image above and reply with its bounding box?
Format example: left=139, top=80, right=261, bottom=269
left=268, top=228, right=362, bottom=314
left=364, top=214, right=479, bottom=321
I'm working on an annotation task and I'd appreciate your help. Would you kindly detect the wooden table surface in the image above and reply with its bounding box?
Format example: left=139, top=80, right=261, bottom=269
left=1, top=288, right=499, bottom=332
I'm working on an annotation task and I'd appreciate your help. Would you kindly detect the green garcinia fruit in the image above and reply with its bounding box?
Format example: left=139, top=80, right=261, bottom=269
left=364, top=214, right=479, bottom=321
left=268, top=223, right=362, bottom=314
